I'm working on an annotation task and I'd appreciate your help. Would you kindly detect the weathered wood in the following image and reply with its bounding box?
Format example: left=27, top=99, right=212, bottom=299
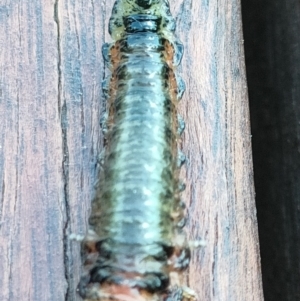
left=174, top=1, right=263, bottom=300
left=0, top=2, right=65, bottom=300
left=0, top=1, right=263, bottom=300
left=0, top=1, right=104, bottom=300
left=242, top=1, right=300, bottom=300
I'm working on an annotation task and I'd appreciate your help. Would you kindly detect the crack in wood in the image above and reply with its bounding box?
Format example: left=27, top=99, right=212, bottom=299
left=54, top=1, right=71, bottom=300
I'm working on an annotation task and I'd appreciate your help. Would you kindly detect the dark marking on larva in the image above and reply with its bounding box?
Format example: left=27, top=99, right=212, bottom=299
left=78, top=1, right=199, bottom=301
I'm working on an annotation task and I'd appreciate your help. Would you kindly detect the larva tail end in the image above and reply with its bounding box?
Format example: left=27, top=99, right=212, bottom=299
left=79, top=283, right=161, bottom=301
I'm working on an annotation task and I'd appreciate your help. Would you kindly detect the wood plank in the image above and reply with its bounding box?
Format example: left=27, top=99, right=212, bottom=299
left=56, top=0, right=105, bottom=299
left=0, top=0, right=263, bottom=300
left=173, top=1, right=263, bottom=300
left=0, top=1, right=66, bottom=300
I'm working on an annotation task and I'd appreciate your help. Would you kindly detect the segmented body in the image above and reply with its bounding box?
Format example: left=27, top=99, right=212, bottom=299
left=78, top=1, right=190, bottom=300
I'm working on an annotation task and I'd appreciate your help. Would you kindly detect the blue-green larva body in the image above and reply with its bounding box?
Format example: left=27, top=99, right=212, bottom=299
left=78, top=1, right=190, bottom=300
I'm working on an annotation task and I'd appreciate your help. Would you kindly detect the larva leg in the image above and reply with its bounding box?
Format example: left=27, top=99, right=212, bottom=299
left=176, top=216, right=187, bottom=229
left=177, top=114, right=185, bottom=136
left=169, top=237, right=206, bottom=271
left=176, top=74, right=186, bottom=101
left=102, top=42, right=111, bottom=63
left=165, top=286, right=197, bottom=301
left=165, top=286, right=184, bottom=301
left=102, top=42, right=121, bottom=70
left=101, top=77, right=111, bottom=138
left=96, top=147, right=106, bottom=170
left=102, top=77, right=110, bottom=99
left=172, top=41, right=184, bottom=66
left=102, top=42, right=115, bottom=70
left=177, top=150, right=186, bottom=168
left=69, top=233, right=85, bottom=241
left=178, top=181, right=186, bottom=192
left=100, top=112, right=109, bottom=137
left=172, top=246, right=191, bottom=271
left=75, top=229, right=101, bottom=300
left=80, top=229, right=100, bottom=247
left=189, top=239, right=207, bottom=249
left=181, top=286, right=198, bottom=301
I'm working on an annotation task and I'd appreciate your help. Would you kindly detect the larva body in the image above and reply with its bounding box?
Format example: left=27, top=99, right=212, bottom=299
left=78, top=1, right=191, bottom=300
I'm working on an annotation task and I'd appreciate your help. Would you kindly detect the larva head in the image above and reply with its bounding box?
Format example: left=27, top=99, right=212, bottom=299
left=109, top=0, right=175, bottom=39
left=136, top=0, right=160, bottom=8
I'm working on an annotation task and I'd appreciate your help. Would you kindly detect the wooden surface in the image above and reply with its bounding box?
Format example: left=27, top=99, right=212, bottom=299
left=242, top=1, right=300, bottom=300
left=0, top=1, right=263, bottom=300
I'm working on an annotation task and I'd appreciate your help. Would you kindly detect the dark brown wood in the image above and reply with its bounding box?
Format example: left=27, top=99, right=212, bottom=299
left=242, top=1, right=300, bottom=300
left=0, top=1, right=263, bottom=300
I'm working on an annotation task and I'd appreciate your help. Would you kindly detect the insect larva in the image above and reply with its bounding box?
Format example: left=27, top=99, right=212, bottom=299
left=78, top=1, right=199, bottom=300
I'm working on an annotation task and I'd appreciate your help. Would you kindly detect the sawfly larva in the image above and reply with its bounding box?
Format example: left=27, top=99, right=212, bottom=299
left=77, top=1, right=201, bottom=300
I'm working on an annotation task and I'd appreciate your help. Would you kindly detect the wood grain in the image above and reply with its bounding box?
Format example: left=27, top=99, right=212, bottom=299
left=0, top=1, right=263, bottom=300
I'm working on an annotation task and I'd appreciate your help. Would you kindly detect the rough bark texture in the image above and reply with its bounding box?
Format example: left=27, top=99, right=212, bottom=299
left=242, top=1, right=300, bottom=300
left=0, top=1, right=263, bottom=301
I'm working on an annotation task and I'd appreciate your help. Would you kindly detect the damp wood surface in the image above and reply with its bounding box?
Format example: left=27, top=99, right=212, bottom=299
left=0, top=1, right=263, bottom=301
